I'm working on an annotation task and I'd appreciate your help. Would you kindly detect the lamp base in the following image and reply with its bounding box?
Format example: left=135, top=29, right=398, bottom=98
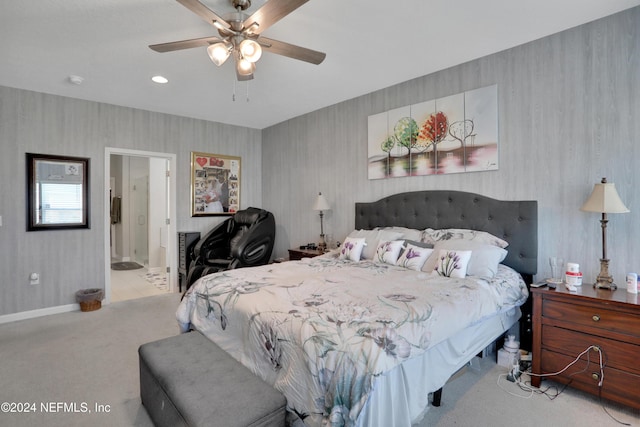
left=594, top=281, right=617, bottom=290
left=318, top=234, right=327, bottom=252
left=593, top=258, right=616, bottom=290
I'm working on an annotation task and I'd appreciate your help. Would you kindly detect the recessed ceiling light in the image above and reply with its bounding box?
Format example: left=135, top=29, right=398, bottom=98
left=68, top=75, right=84, bottom=85
left=151, top=75, right=168, bottom=84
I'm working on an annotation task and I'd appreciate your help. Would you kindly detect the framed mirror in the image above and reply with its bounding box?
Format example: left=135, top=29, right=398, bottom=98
left=26, top=153, right=90, bottom=231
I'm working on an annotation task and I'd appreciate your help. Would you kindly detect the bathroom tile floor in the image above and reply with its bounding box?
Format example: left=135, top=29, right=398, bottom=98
left=110, top=266, right=168, bottom=302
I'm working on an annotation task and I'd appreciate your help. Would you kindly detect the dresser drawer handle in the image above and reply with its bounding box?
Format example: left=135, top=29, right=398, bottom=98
left=592, top=315, right=600, bottom=322
left=591, top=373, right=600, bottom=381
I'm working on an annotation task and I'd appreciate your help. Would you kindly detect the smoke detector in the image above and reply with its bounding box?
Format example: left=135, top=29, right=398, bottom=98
left=68, top=75, right=84, bottom=85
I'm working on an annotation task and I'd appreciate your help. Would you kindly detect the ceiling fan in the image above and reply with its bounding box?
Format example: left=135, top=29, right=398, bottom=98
left=149, top=0, right=326, bottom=81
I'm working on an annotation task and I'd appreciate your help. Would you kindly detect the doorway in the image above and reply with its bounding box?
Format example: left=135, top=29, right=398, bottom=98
left=104, top=148, right=177, bottom=305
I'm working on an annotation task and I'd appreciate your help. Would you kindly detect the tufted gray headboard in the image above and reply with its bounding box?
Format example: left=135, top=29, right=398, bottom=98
left=355, top=190, right=538, bottom=277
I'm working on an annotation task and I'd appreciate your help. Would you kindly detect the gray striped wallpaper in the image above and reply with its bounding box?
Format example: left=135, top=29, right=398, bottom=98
left=262, top=7, right=640, bottom=287
left=0, top=90, right=261, bottom=316
left=1, top=6, right=638, bottom=317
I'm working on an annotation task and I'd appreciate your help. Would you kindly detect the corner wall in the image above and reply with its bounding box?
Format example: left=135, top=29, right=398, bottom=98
left=262, top=7, right=640, bottom=284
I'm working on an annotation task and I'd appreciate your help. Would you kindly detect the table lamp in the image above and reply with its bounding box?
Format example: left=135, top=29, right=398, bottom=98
left=580, top=177, right=629, bottom=290
left=313, top=192, right=331, bottom=251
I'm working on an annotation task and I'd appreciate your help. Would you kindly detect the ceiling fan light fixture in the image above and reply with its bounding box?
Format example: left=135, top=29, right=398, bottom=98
left=239, top=39, right=262, bottom=63
left=150, top=0, right=327, bottom=82
left=236, top=56, right=255, bottom=76
left=207, top=42, right=231, bottom=66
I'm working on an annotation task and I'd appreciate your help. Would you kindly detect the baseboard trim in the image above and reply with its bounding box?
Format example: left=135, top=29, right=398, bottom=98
left=0, top=303, right=80, bottom=325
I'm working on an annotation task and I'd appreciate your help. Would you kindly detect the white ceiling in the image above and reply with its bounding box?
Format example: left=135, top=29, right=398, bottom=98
left=1, top=0, right=639, bottom=130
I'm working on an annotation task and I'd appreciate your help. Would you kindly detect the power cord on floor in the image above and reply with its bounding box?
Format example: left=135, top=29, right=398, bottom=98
left=497, top=345, right=631, bottom=426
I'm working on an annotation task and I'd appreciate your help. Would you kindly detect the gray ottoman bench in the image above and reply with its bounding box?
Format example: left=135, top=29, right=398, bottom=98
left=139, top=331, right=287, bottom=427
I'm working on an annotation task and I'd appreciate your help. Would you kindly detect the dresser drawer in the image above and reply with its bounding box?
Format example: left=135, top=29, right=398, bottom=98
left=542, top=299, right=640, bottom=338
left=540, top=349, right=640, bottom=410
left=541, top=325, right=640, bottom=375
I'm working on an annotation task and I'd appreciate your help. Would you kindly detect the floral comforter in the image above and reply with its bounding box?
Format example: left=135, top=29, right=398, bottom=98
left=176, top=256, right=527, bottom=427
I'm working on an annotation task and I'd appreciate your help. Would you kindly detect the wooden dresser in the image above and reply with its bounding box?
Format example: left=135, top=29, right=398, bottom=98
left=531, top=285, right=640, bottom=409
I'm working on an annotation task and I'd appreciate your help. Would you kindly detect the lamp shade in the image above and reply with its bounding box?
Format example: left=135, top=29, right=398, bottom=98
left=239, top=39, right=262, bottom=63
left=580, top=178, right=629, bottom=214
left=207, top=42, right=231, bottom=66
left=236, top=56, right=255, bottom=76
left=313, top=192, right=331, bottom=211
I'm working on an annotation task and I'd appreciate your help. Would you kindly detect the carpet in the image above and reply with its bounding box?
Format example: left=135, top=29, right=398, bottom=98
left=111, top=261, right=144, bottom=270
left=1, top=293, right=638, bottom=427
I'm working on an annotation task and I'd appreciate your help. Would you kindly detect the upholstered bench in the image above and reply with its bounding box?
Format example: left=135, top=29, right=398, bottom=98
left=139, top=331, right=287, bottom=427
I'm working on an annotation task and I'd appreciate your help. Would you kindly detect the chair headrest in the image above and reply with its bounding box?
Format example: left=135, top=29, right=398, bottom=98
left=233, top=207, right=267, bottom=226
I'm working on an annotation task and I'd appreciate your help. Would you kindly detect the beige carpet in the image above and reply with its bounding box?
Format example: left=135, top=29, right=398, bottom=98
left=0, top=293, right=182, bottom=427
left=419, top=358, right=639, bottom=427
left=0, top=292, right=638, bottom=427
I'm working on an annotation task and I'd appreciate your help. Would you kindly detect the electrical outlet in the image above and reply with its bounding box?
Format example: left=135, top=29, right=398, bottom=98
left=29, top=273, right=40, bottom=285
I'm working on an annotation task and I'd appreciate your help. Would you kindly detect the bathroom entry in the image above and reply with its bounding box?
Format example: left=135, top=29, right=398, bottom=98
left=105, top=147, right=177, bottom=303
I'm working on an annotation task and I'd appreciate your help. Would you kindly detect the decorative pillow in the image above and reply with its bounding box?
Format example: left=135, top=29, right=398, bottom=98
left=422, top=228, right=509, bottom=249
left=432, top=249, right=472, bottom=278
left=403, top=240, right=434, bottom=249
left=373, top=240, right=404, bottom=265
left=396, top=243, right=433, bottom=271
left=424, top=239, right=508, bottom=278
left=339, top=237, right=366, bottom=261
left=348, top=229, right=404, bottom=260
left=375, top=226, right=422, bottom=242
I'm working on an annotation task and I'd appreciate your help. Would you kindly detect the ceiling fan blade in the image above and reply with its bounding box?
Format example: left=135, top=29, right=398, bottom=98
left=149, top=36, right=222, bottom=53
left=177, top=0, right=231, bottom=30
left=243, top=0, right=309, bottom=35
left=259, top=37, right=325, bottom=64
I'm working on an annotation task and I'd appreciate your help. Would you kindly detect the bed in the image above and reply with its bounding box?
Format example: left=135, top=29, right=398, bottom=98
left=177, top=190, right=538, bottom=427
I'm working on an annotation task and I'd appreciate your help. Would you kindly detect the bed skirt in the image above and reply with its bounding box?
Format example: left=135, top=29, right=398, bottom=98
left=355, top=307, right=521, bottom=427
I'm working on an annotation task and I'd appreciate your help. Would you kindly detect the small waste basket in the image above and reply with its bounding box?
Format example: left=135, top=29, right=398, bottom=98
left=75, top=288, right=104, bottom=312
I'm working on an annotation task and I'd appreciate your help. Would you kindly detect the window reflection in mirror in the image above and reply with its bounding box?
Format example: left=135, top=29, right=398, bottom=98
left=26, top=153, right=90, bottom=231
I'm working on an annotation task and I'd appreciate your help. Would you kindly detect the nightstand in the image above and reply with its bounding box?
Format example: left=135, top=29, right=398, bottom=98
left=531, top=285, right=640, bottom=409
left=288, top=248, right=324, bottom=261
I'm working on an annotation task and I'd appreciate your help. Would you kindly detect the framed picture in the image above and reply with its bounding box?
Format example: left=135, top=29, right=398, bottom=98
left=191, top=152, right=241, bottom=216
left=26, top=153, right=90, bottom=231
left=367, top=84, right=498, bottom=179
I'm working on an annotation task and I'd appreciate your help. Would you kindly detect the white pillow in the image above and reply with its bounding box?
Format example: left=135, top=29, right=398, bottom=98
left=396, top=243, right=433, bottom=271
left=432, top=249, right=472, bottom=278
left=422, top=228, right=509, bottom=248
left=348, top=229, right=404, bottom=260
left=373, top=240, right=404, bottom=265
left=339, top=237, right=366, bottom=261
left=375, top=226, right=422, bottom=242
left=424, top=239, right=508, bottom=278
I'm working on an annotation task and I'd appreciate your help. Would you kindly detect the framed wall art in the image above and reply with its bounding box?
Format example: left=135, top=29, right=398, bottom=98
left=367, top=84, right=498, bottom=179
left=26, top=152, right=90, bottom=231
left=191, top=152, right=240, bottom=216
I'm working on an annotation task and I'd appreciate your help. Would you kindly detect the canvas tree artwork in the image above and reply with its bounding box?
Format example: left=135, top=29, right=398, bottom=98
left=367, top=85, right=498, bottom=179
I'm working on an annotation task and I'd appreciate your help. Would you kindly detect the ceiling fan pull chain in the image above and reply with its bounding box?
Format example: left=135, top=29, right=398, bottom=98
left=233, top=78, right=237, bottom=102
left=246, top=82, right=250, bottom=102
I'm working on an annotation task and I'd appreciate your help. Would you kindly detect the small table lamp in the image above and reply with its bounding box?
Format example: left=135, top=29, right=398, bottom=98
left=313, top=192, right=331, bottom=251
left=580, top=177, right=629, bottom=290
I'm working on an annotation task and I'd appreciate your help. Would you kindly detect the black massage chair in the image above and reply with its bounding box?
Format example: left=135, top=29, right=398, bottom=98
left=185, top=207, right=275, bottom=291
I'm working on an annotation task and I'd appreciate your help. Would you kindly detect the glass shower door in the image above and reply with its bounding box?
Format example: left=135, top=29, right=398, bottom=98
left=133, top=175, right=149, bottom=266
